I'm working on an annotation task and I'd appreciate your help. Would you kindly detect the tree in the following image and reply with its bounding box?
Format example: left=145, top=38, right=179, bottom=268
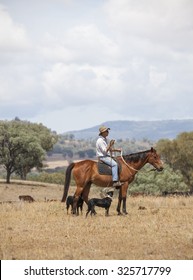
left=0, top=120, right=58, bottom=183
left=77, top=151, right=85, bottom=158
left=156, top=132, right=193, bottom=192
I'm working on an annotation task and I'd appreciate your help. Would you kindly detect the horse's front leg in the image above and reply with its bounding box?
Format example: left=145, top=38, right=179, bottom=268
left=122, top=182, right=129, bottom=214
left=116, top=196, right=122, bottom=215
left=117, top=182, right=128, bottom=215
left=122, top=197, right=128, bottom=215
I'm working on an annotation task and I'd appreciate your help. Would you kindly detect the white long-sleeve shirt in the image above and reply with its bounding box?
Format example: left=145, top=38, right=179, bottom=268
left=96, top=136, right=111, bottom=157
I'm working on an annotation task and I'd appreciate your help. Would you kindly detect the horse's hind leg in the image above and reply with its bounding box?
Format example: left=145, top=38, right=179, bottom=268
left=81, top=182, right=91, bottom=204
left=73, top=187, right=83, bottom=215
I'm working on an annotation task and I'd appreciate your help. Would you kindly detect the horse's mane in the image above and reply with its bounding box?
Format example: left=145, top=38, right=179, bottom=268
left=122, top=149, right=152, bottom=163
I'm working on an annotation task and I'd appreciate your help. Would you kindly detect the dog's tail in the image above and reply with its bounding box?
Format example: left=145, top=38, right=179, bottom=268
left=61, top=163, right=75, bottom=202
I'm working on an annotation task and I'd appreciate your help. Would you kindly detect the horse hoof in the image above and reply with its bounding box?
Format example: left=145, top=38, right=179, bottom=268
left=72, top=212, right=77, bottom=216
left=117, top=212, right=122, bottom=215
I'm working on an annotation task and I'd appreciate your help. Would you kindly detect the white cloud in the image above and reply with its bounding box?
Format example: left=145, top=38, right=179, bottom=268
left=149, top=66, right=167, bottom=88
left=38, top=24, right=120, bottom=65
left=0, top=5, right=30, bottom=51
left=42, top=62, right=126, bottom=108
left=104, top=0, right=193, bottom=51
left=64, top=24, right=119, bottom=63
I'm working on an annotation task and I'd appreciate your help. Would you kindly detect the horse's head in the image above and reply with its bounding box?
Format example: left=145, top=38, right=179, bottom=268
left=147, top=147, right=164, bottom=172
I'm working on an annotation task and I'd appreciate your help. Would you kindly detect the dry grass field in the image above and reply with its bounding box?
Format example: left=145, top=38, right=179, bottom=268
left=0, top=180, right=193, bottom=260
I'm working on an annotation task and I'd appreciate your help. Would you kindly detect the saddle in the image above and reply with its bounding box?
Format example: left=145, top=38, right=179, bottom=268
left=97, top=158, right=122, bottom=176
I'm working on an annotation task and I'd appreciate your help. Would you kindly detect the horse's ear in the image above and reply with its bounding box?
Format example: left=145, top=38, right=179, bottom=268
left=151, top=147, right=154, bottom=152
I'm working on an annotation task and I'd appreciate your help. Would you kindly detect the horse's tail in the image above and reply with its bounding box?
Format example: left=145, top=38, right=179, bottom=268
left=61, top=162, right=75, bottom=202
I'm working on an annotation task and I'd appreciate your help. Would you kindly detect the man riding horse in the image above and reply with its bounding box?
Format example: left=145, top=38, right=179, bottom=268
left=61, top=126, right=163, bottom=215
left=96, top=126, right=122, bottom=188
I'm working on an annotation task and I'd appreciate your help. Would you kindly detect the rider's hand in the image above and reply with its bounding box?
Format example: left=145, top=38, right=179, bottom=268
left=110, top=139, right=115, bottom=146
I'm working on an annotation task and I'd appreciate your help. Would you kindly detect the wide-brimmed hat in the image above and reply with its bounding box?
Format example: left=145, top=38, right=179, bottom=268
left=99, top=126, right=110, bottom=135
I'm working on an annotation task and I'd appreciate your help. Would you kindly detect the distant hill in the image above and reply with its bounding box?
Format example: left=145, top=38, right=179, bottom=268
left=64, top=120, right=193, bottom=141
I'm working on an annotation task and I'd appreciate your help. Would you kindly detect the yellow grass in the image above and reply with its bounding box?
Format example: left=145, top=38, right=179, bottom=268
left=0, top=181, right=193, bottom=260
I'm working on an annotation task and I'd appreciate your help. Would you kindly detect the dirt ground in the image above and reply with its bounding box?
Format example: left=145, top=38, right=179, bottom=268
left=0, top=181, right=193, bottom=260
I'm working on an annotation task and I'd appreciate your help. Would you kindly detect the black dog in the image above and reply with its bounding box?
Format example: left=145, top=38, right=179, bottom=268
left=86, top=191, right=114, bottom=217
left=66, top=195, right=84, bottom=215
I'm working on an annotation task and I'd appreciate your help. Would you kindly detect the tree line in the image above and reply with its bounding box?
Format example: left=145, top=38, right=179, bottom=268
left=51, top=134, right=154, bottom=160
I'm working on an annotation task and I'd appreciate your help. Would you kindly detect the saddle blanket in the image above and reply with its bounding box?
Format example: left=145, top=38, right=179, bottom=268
left=97, top=159, right=122, bottom=176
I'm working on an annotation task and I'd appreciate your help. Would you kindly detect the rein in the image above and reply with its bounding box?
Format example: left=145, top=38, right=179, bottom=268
left=120, top=151, right=139, bottom=174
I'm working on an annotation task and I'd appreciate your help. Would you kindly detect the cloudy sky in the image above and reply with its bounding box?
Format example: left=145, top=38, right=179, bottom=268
left=0, top=0, right=193, bottom=133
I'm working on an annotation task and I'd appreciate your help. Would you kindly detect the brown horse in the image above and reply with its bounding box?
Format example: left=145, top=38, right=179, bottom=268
left=61, top=147, right=163, bottom=215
